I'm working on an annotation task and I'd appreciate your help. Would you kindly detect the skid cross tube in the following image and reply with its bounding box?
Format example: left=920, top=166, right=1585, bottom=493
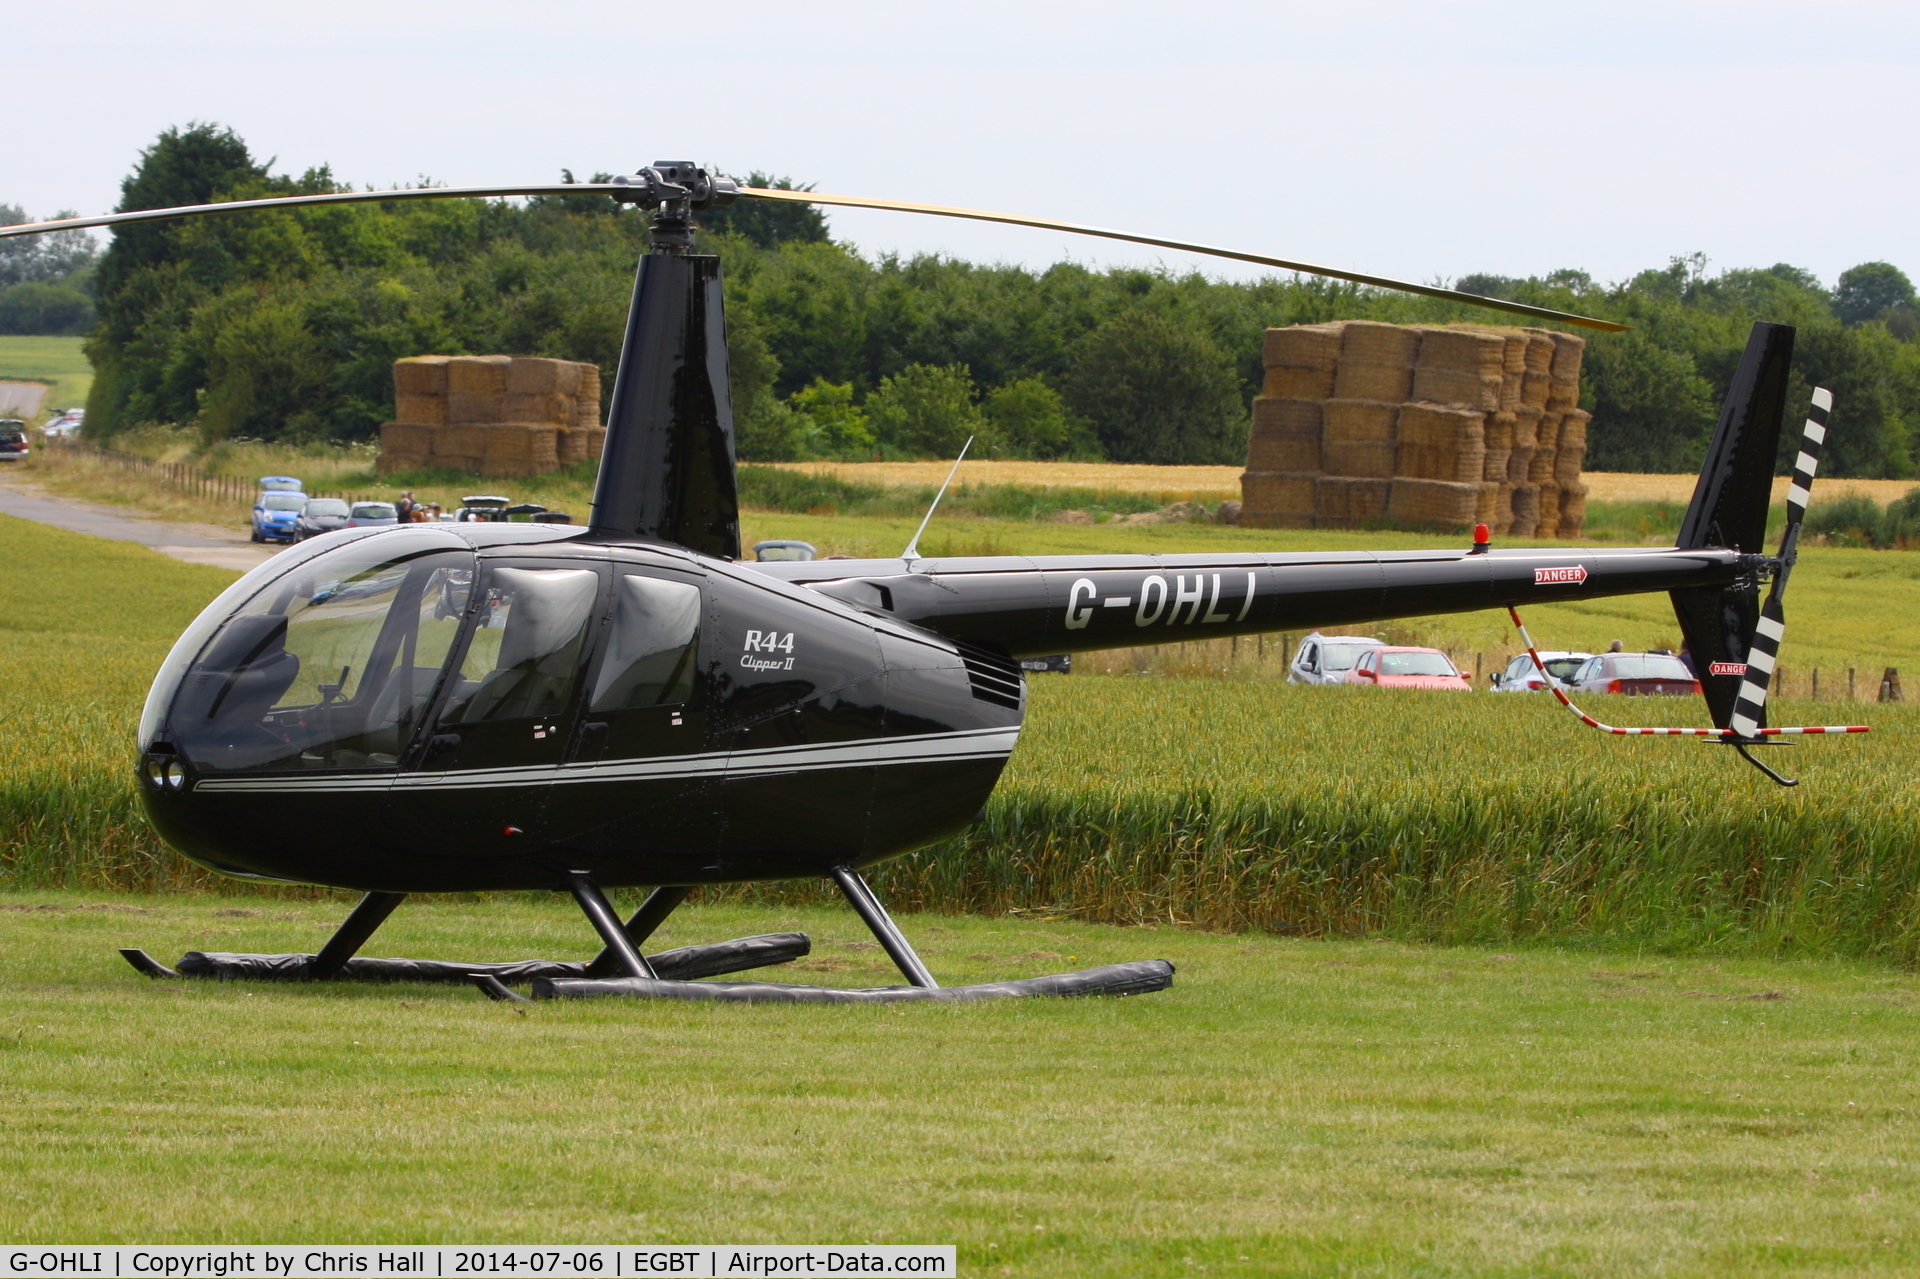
left=584, top=885, right=693, bottom=978
left=568, top=872, right=658, bottom=980
left=310, top=891, right=407, bottom=979
left=831, top=866, right=938, bottom=988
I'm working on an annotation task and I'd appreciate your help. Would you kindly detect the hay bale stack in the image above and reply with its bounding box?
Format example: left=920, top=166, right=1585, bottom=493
left=1320, top=399, right=1398, bottom=477
left=1247, top=397, right=1323, bottom=472
left=1240, top=471, right=1319, bottom=528
left=1315, top=475, right=1391, bottom=528
left=1396, top=403, right=1485, bottom=483
left=1411, top=328, right=1504, bottom=410
left=1240, top=321, right=1594, bottom=536
left=381, top=353, right=600, bottom=477
left=1334, top=322, right=1419, bottom=401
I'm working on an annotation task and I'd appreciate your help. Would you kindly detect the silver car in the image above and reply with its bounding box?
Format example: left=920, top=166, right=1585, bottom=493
left=1288, top=633, right=1386, bottom=685
left=1489, top=650, right=1592, bottom=692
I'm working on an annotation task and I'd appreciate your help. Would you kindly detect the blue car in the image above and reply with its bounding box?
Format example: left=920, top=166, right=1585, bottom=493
left=251, top=490, right=308, bottom=543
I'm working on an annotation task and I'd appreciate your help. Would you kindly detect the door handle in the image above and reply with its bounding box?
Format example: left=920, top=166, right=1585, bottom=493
left=578, top=722, right=609, bottom=759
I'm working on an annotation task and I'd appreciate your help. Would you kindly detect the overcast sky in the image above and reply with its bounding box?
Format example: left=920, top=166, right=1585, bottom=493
left=10, top=0, right=1916, bottom=291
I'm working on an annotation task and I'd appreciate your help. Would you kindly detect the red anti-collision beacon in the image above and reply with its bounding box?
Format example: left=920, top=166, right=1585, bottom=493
left=1468, top=523, right=1491, bottom=555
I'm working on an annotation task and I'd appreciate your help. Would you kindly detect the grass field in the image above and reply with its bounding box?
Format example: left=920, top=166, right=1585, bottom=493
left=0, top=335, right=92, bottom=417
left=4, top=891, right=1920, bottom=1273
left=2, top=509, right=1915, bottom=962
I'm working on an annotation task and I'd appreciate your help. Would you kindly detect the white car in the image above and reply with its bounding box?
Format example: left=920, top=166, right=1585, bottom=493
left=1288, top=633, right=1386, bottom=685
left=1489, top=650, right=1592, bottom=692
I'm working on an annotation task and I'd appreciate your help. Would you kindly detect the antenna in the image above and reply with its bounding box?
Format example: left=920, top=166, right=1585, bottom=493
left=901, top=437, right=974, bottom=562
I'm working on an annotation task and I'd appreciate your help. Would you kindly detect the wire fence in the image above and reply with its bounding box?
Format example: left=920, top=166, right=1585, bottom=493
left=45, top=439, right=374, bottom=508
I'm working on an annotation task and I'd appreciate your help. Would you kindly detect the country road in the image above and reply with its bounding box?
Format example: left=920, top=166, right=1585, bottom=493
left=0, top=471, right=280, bottom=572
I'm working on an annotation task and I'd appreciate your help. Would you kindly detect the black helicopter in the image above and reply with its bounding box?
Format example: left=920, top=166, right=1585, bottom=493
left=0, top=165, right=1859, bottom=1004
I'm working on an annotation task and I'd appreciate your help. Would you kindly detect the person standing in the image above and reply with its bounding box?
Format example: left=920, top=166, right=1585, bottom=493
left=395, top=490, right=416, bottom=521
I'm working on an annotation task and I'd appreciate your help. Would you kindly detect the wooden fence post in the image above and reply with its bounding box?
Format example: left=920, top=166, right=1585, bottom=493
left=1880, top=667, right=1903, bottom=702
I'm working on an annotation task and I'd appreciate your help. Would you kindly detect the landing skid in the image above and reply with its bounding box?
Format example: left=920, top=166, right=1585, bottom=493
left=120, top=867, right=1174, bottom=1004
left=477, top=864, right=1174, bottom=1005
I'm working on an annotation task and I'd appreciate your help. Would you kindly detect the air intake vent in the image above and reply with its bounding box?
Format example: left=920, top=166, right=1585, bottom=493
left=954, top=641, right=1024, bottom=710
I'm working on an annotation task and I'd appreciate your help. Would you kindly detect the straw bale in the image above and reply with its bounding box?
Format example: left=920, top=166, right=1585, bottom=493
left=447, top=355, right=512, bottom=395
left=1558, top=480, right=1589, bottom=536
left=1498, top=374, right=1524, bottom=412
left=1483, top=410, right=1515, bottom=452
left=1521, top=372, right=1552, bottom=408
left=482, top=423, right=562, bottom=478
left=1341, top=321, right=1422, bottom=366
left=1263, top=323, right=1345, bottom=370
left=1507, top=446, right=1534, bottom=485
left=1252, top=397, right=1322, bottom=434
left=579, top=363, right=601, bottom=401
left=1482, top=448, right=1511, bottom=483
left=1512, top=405, right=1543, bottom=449
left=1529, top=446, right=1559, bottom=485
left=1396, top=403, right=1485, bottom=482
left=1558, top=408, right=1590, bottom=449
left=1486, top=484, right=1515, bottom=537
left=1262, top=365, right=1337, bottom=399
left=1315, top=475, right=1391, bottom=527
left=503, top=392, right=576, bottom=425
left=1474, top=481, right=1504, bottom=525
left=1548, top=331, right=1586, bottom=381
left=393, top=393, right=448, bottom=427
left=447, top=391, right=503, bottom=424
left=1495, top=332, right=1529, bottom=375
left=1520, top=330, right=1556, bottom=374
left=1240, top=471, right=1319, bottom=528
left=507, top=357, right=585, bottom=397
left=430, top=425, right=490, bottom=471
left=1334, top=359, right=1414, bottom=401
left=1323, top=440, right=1396, bottom=477
left=1537, top=480, right=1562, bottom=530
left=1537, top=412, right=1565, bottom=451
left=1417, top=328, right=1505, bottom=375
left=376, top=422, right=433, bottom=475
left=1322, top=399, right=1398, bottom=445
left=1387, top=478, right=1481, bottom=530
left=1248, top=432, right=1321, bottom=472
left=1411, top=368, right=1503, bottom=410
left=559, top=425, right=608, bottom=467
left=392, top=355, right=452, bottom=397
left=1554, top=441, right=1586, bottom=486
left=573, top=394, right=601, bottom=431
left=1547, top=377, right=1580, bottom=411
left=1509, top=484, right=1540, bottom=538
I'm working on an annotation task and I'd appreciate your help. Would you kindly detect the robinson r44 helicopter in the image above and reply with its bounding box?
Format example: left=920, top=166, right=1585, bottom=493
left=0, top=165, right=1864, bottom=1003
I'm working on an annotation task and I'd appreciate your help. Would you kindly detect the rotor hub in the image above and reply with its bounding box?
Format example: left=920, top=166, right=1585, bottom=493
left=610, top=162, right=740, bottom=252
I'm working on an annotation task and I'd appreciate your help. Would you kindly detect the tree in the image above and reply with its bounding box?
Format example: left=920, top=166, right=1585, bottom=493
left=1834, top=261, right=1917, bottom=327
left=0, top=281, right=94, bottom=335
left=865, top=364, right=982, bottom=458
left=788, top=379, right=874, bottom=456
left=0, top=205, right=97, bottom=290
left=1580, top=330, right=1718, bottom=472
left=1063, top=309, right=1245, bottom=464
left=982, top=377, right=1098, bottom=459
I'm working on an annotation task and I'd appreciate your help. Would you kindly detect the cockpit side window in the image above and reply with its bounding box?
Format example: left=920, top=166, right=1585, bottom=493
left=590, top=574, right=702, bottom=711
left=439, top=566, right=599, bottom=725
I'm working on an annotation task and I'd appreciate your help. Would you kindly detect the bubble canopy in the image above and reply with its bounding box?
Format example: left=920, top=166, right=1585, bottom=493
left=138, top=525, right=584, bottom=760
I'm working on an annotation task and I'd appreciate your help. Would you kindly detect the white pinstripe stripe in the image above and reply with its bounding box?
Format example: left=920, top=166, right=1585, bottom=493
left=1812, top=387, right=1833, bottom=410
left=194, top=726, right=1022, bottom=794
left=1747, top=650, right=1777, bottom=674
left=1755, top=615, right=1786, bottom=642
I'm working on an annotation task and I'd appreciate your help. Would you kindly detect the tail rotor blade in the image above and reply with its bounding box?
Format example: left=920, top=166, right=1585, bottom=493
left=1728, top=597, right=1786, bottom=739
left=1781, top=386, right=1831, bottom=551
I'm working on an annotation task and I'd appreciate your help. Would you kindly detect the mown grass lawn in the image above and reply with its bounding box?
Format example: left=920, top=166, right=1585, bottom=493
left=0, top=335, right=91, bottom=412
left=3, top=893, right=1918, bottom=1274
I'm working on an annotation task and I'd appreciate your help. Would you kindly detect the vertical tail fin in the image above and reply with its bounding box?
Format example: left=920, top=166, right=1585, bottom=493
left=1669, top=321, right=1796, bottom=730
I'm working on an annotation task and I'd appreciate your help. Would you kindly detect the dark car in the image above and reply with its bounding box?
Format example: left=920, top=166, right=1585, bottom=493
left=1564, top=652, right=1702, bottom=697
left=294, top=497, right=352, bottom=540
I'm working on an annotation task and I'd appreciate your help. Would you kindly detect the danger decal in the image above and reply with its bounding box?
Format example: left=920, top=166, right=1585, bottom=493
left=1533, top=565, right=1588, bottom=585
left=1709, top=661, right=1748, bottom=677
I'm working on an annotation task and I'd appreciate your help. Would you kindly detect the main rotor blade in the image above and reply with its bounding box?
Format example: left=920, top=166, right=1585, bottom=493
left=739, top=187, right=1629, bottom=332
left=0, top=184, right=633, bottom=240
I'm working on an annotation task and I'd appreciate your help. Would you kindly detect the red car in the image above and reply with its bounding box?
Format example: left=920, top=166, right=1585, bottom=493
left=1342, top=645, right=1473, bottom=691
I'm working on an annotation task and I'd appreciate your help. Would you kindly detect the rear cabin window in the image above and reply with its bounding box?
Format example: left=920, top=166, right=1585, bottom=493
left=591, top=575, right=702, bottom=710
